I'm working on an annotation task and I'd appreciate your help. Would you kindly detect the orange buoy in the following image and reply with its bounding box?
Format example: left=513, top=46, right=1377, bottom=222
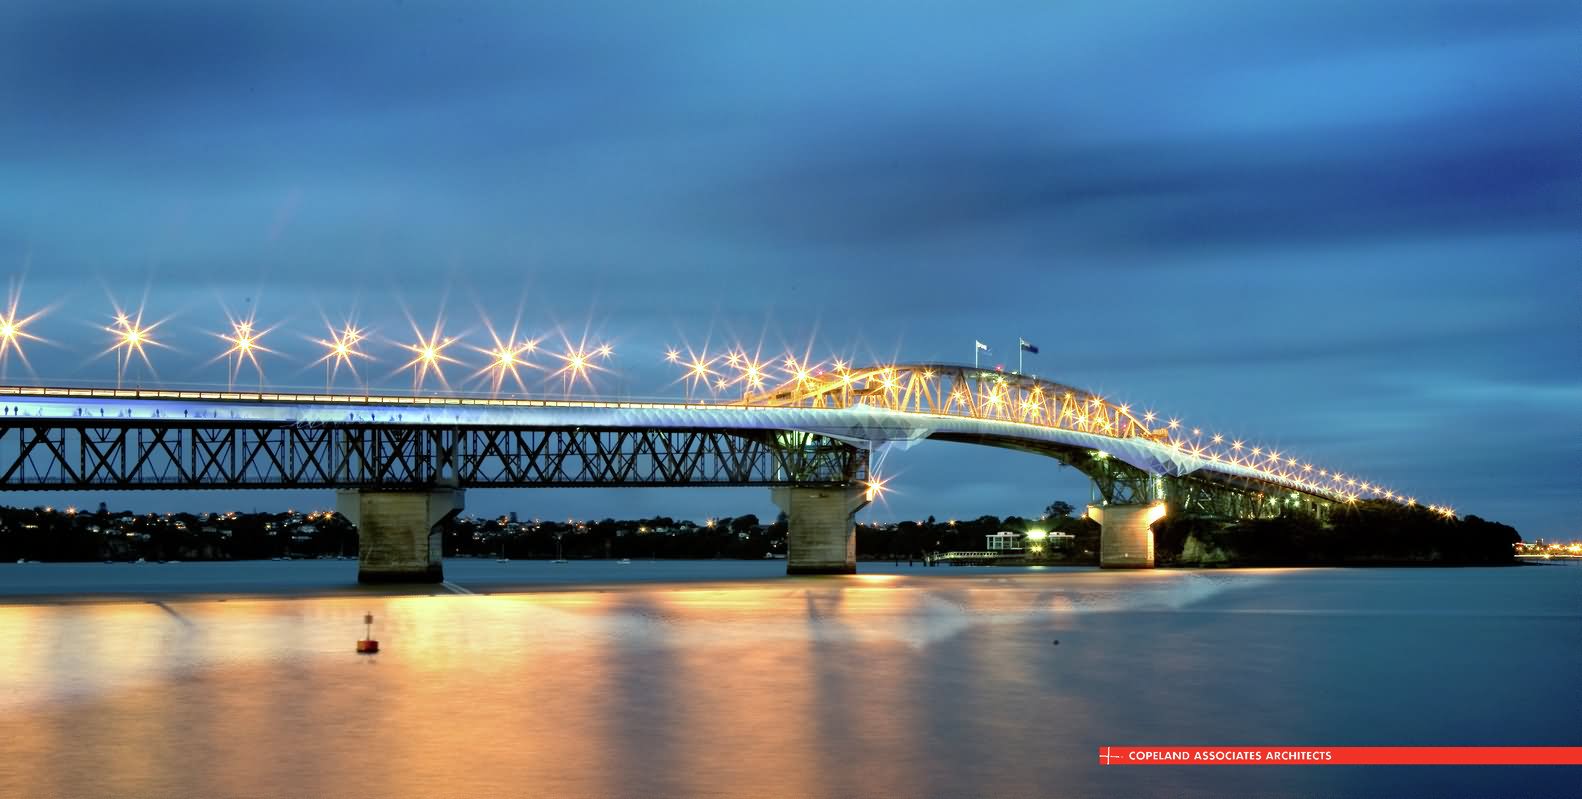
left=357, top=612, right=379, bottom=654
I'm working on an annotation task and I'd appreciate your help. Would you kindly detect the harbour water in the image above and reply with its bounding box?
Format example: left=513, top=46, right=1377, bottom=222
left=1, top=561, right=1577, bottom=798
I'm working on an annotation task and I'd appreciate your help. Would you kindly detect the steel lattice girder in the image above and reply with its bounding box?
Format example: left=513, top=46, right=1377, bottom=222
left=0, top=384, right=1402, bottom=506
left=0, top=423, right=867, bottom=490
left=925, top=431, right=1335, bottom=517
left=1164, top=472, right=1335, bottom=520
left=745, top=362, right=1160, bottom=440
left=925, top=432, right=1162, bottom=505
left=737, top=364, right=1399, bottom=505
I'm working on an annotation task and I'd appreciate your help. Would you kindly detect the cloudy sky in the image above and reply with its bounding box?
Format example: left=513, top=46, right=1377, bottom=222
left=1, top=1, right=1577, bottom=536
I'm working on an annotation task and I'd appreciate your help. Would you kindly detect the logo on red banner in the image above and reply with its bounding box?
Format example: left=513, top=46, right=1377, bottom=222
left=1098, top=747, right=1582, bottom=765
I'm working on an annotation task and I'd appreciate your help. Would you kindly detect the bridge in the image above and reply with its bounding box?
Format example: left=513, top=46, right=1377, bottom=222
left=0, top=362, right=1441, bottom=581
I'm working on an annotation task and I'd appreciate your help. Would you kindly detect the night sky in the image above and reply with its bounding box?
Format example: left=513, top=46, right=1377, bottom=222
left=1, top=1, right=1577, bottom=537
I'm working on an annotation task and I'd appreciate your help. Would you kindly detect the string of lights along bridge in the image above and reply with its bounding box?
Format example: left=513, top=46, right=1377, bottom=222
left=0, top=299, right=1452, bottom=517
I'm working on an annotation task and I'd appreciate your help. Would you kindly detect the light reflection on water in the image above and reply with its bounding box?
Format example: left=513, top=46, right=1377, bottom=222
left=0, top=566, right=1577, bottom=798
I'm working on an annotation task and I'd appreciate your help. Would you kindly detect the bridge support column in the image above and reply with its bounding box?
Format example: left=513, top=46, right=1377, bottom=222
left=1088, top=503, right=1165, bottom=569
left=773, top=485, right=869, bottom=575
left=337, top=487, right=464, bottom=583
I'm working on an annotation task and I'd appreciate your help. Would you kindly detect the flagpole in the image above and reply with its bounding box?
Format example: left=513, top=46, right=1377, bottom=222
left=1018, top=342, right=1023, bottom=375
left=974, top=343, right=979, bottom=369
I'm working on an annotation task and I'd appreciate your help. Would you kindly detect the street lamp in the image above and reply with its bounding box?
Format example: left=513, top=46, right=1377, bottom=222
left=222, top=321, right=269, bottom=391
left=109, top=316, right=156, bottom=389
left=402, top=333, right=456, bottom=393
left=317, top=325, right=367, bottom=392
left=0, top=305, right=41, bottom=378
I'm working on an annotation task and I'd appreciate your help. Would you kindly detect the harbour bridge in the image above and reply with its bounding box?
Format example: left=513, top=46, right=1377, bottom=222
left=0, top=363, right=1442, bottom=581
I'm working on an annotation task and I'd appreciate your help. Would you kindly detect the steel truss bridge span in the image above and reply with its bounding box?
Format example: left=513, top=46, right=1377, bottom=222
left=0, top=423, right=865, bottom=490
left=0, top=371, right=1381, bottom=512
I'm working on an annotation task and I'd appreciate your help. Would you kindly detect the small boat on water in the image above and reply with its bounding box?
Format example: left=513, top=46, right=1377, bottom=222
left=617, top=558, right=631, bottom=565
left=552, top=558, right=569, bottom=564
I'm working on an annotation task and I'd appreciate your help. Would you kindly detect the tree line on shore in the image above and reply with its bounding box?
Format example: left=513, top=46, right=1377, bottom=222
left=1152, top=500, right=1520, bottom=565
left=0, top=497, right=1520, bottom=565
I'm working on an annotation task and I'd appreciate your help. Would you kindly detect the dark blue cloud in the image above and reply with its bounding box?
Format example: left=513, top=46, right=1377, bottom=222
left=0, top=0, right=1577, bottom=536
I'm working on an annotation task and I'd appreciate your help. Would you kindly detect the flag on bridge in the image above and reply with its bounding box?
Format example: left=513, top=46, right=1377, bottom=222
left=1019, top=338, right=1039, bottom=354
left=975, top=341, right=990, bottom=352
left=974, top=340, right=990, bottom=367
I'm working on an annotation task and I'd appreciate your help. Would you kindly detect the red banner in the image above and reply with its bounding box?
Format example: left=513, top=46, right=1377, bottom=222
left=1098, top=747, right=1582, bottom=766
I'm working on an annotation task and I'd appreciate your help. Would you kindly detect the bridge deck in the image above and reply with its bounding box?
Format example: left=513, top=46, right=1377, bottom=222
left=0, top=385, right=1353, bottom=502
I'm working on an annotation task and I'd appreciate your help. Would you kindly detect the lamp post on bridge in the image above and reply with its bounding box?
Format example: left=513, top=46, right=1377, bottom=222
left=109, top=314, right=155, bottom=391
left=222, top=321, right=267, bottom=393
left=319, top=326, right=366, bottom=394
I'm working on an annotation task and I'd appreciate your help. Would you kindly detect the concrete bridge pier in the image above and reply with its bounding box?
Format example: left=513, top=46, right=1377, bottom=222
left=1088, top=503, right=1165, bottom=569
left=773, top=485, right=869, bottom=575
left=337, top=487, right=465, bottom=583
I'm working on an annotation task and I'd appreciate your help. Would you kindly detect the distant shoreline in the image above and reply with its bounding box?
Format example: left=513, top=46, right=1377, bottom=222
left=8, top=553, right=1546, bottom=567
left=5, top=557, right=1559, bottom=609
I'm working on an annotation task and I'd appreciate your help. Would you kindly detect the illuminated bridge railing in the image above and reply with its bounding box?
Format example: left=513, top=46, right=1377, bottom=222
left=0, top=376, right=1451, bottom=516
left=0, top=384, right=716, bottom=412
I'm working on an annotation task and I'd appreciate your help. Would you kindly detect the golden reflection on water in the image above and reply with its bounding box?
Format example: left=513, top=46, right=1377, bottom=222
left=1, top=580, right=1081, bottom=798
left=0, top=568, right=1572, bottom=798
left=16, top=569, right=1556, bottom=798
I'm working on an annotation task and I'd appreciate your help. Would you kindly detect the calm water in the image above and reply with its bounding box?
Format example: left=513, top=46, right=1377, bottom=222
left=1, top=561, right=1577, bottom=798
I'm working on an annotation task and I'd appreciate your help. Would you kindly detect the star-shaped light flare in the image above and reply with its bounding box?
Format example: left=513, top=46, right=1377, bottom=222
left=106, top=309, right=163, bottom=388
left=0, top=295, right=45, bottom=372
left=663, top=345, right=721, bottom=399
left=313, top=324, right=369, bottom=389
left=553, top=345, right=597, bottom=392
left=401, top=330, right=460, bottom=391
left=220, top=318, right=274, bottom=390
left=470, top=329, right=538, bottom=395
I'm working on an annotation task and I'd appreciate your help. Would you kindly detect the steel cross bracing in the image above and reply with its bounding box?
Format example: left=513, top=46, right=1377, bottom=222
left=0, top=376, right=1410, bottom=516
left=1079, top=449, right=1337, bottom=519
left=745, top=362, right=1160, bottom=440
left=1080, top=458, right=1337, bottom=520
left=927, top=431, right=1338, bottom=518
left=1164, top=470, right=1334, bottom=521
left=0, top=422, right=867, bottom=490
left=747, top=363, right=1358, bottom=514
